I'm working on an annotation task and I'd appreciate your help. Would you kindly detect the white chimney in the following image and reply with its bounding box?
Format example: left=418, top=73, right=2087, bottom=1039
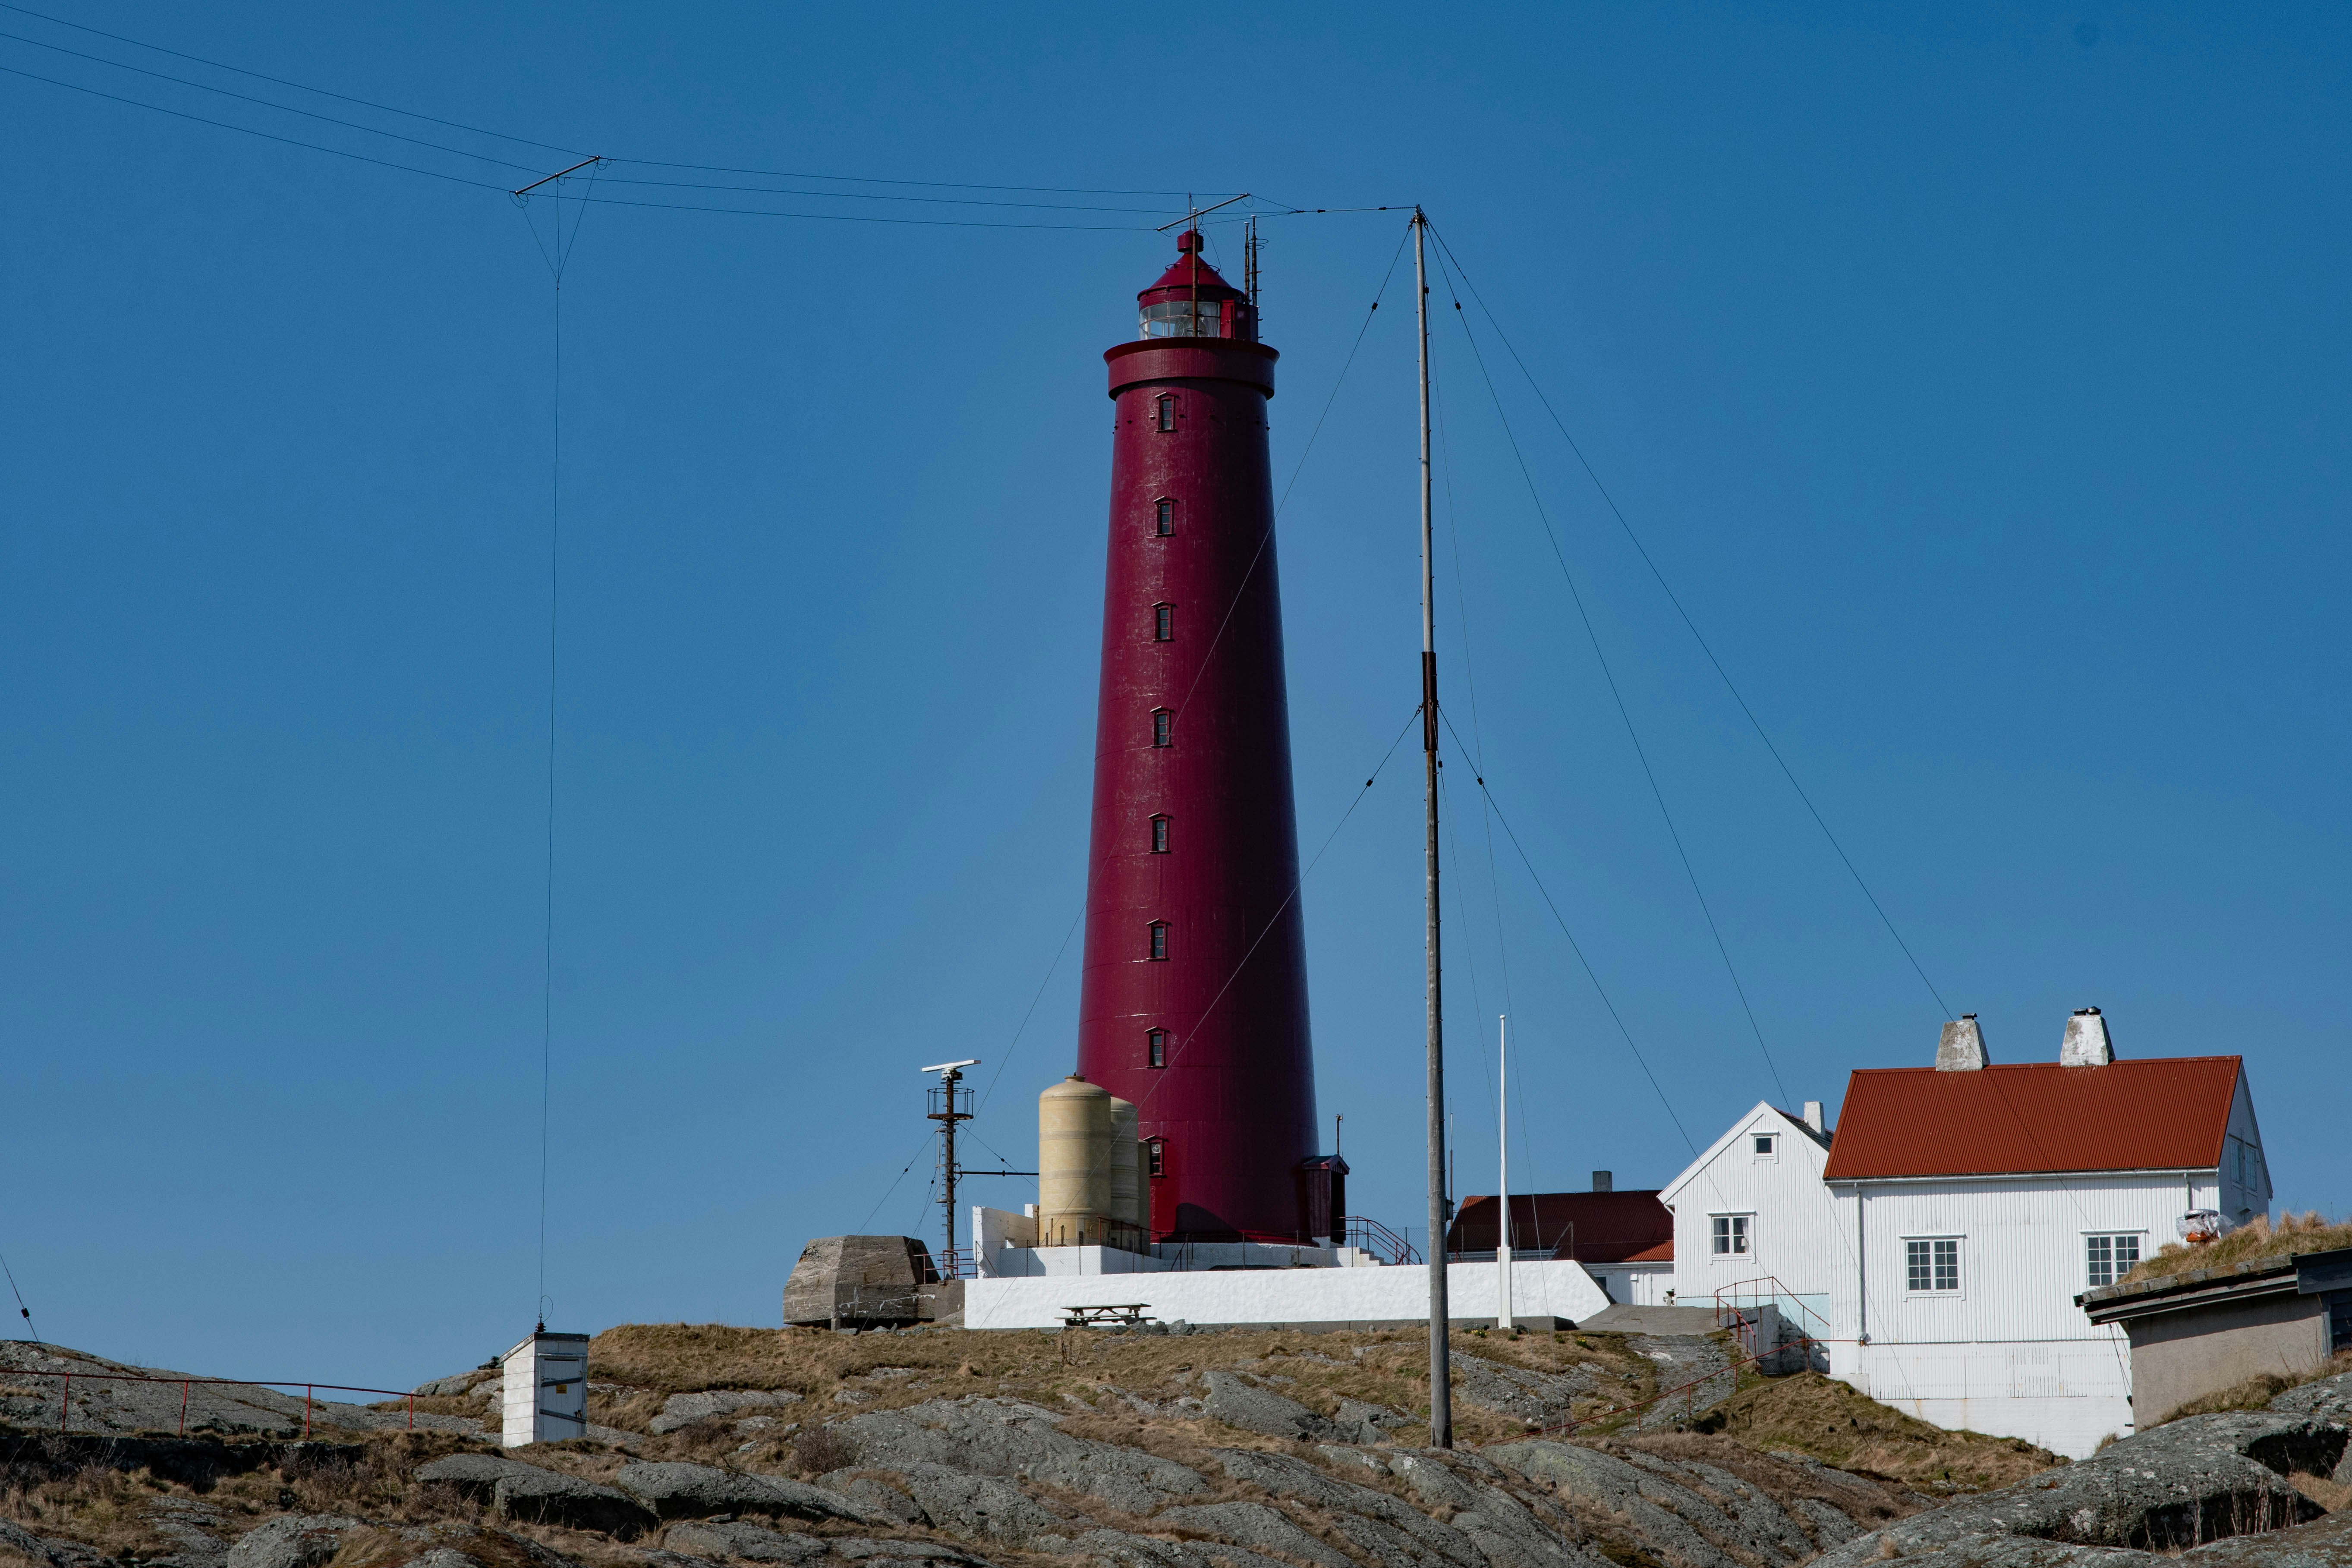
left=2060, top=1007, right=2114, bottom=1066
left=1802, top=1101, right=1825, bottom=1135
left=1591, top=1170, right=1612, bottom=1193
left=1936, top=1015, right=1990, bottom=1071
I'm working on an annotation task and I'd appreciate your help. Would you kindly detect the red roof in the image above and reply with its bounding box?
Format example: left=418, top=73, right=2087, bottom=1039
left=1822, top=1057, right=2242, bottom=1180
left=1445, top=1192, right=1673, bottom=1263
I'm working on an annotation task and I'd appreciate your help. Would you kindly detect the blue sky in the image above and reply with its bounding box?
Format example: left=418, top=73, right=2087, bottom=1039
left=3, top=3, right=2346, bottom=1387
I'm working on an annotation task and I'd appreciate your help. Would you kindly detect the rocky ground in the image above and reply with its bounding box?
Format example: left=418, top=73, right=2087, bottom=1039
left=1808, top=1373, right=2352, bottom=1566
left=9, top=1320, right=2331, bottom=1568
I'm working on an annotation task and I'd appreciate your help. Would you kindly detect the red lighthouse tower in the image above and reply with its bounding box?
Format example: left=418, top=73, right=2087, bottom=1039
left=1074, top=232, right=1323, bottom=1243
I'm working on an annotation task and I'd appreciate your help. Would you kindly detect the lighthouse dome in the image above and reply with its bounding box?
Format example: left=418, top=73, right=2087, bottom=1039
left=1137, top=230, right=1255, bottom=342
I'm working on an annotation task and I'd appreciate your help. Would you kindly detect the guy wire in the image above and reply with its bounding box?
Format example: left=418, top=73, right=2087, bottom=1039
left=1437, top=709, right=1698, bottom=1157
left=0, top=1247, right=38, bottom=1342
left=1425, top=219, right=1951, bottom=1020
left=1428, top=239, right=1792, bottom=1108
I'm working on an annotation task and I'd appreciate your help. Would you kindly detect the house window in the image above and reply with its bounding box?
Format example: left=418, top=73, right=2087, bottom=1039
left=1152, top=709, right=1171, bottom=747
left=2086, top=1234, right=2142, bottom=1288
left=1154, top=603, right=1174, bottom=641
left=1146, top=1138, right=1165, bottom=1177
left=1155, top=394, right=1177, bottom=432
left=1146, top=1028, right=1168, bottom=1068
left=1150, top=815, right=1170, bottom=853
left=1147, top=922, right=1168, bottom=960
left=1710, top=1215, right=1751, bottom=1256
left=1906, top=1238, right=1962, bottom=1293
left=1752, top=1133, right=1777, bottom=1159
left=1155, top=498, right=1174, bottom=536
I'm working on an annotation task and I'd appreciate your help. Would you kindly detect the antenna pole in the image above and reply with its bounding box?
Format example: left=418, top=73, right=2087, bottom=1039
left=926, top=1063, right=977, bottom=1274
left=943, top=1069, right=959, bottom=1265
left=1498, top=1014, right=1512, bottom=1332
left=1415, top=207, right=1452, bottom=1448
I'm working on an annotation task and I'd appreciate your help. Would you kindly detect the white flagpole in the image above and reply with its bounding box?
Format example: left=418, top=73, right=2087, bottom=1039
left=1498, top=1014, right=1512, bottom=1332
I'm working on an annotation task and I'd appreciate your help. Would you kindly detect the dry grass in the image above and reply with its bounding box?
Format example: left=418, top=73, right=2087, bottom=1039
left=582, top=1322, right=1673, bottom=1454
left=2121, top=1212, right=2352, bottom=1286
left=2145, top=1350, right=2352, bottom=1429
left=0, top=1430, right=504, bottom=1564
left=2289, top=1471, right=2352, bottom=1514
left=0, top=1463, right=178, bottom=1561
left=1700, top=1372, right=2064, bottom=1492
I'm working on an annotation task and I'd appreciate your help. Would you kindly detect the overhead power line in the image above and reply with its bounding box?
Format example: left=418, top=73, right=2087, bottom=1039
left=605, top=156, right=1216, bottom=200
left=0, top=61, right=512, bottom=187
left=0, top=63, right=1169, bottom=231
left=0, top=25, right=546, bottom=172
left=0, top=0, right=582, bottom=153
left=0, top=3, right=1248, bottom=212
left=0, top=61, right=1176, bottom=231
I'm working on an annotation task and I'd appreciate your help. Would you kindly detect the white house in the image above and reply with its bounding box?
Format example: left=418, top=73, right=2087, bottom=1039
left=1658, top=1099, right=1839, bottom=1333
left=1666, top=1009, right=2273, bottom=1461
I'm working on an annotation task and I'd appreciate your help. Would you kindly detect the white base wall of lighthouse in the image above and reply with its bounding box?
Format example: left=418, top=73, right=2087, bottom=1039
left=963, top=1259, right=1609, bottom=1331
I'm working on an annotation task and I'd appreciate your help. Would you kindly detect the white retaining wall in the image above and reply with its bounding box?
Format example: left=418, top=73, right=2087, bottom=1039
left=964, top=1258, right=1609, bottom=1331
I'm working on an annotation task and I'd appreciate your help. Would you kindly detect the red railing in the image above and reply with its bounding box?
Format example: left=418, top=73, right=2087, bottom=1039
left=1712, top=1275, right=1832, bottom=1341
left=10, top=1367, right=435, bottom=1439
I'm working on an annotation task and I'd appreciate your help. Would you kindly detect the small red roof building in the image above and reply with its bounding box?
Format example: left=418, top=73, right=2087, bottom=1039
left=1445, top=1191, right=1675, bottom=1263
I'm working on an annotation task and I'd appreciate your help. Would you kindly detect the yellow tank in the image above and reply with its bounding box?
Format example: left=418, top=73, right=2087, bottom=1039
left=1107, top=1095, right=1141, bottom=1238
left=1038, top=1075, right=1111, bottom=1247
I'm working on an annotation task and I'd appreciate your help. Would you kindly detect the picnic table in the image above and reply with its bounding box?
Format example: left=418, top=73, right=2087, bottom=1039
left=1061, top=1304, right=1155, bottom=1329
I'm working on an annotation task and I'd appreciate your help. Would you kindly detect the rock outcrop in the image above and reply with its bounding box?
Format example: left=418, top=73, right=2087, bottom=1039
left=615, top=1462, right=876, bottom=1525
left=830, top=1397, right=1209, bottom=1515
left=220, top=1517, right=361, bottom=1568
left=653, top=1390, right=807, bottom=1434
left=1816, top=1378, right=2352, bottom=1566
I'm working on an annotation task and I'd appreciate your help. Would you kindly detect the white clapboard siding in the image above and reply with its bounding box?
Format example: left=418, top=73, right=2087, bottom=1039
left=1824, top=1171, right=2223, bottom=1458
left=1660, top=1102, right=1839, bottom=1328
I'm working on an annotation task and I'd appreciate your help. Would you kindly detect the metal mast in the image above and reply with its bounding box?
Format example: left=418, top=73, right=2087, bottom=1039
left=1415, top=207, right=1452, bottom=1448
left=923, top=1059, right=979, bottom=1272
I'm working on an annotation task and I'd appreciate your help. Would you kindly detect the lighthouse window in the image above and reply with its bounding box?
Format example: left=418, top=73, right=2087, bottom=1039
left=1150, top=815, right=1170, bottom=853
left=1154, top=603, right=1174, bottom=641
left=1148, top=922, right=1168, bottom=961
left=1141, top=299, right=1225, bottom=339
left=1146, top=1138, right=1166, bottom=1177
left=1152, top=708, right=1171, bottom=747
left=1147, top=1028, right=1168, bottom=1067
left=1155, top=394, right=1177, bottom=431
left=1155, top=498, right=1174, bottom=536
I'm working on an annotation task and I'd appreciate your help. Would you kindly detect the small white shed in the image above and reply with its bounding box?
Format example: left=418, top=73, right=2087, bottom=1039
left=502, top=1329, right=589, bottom=1447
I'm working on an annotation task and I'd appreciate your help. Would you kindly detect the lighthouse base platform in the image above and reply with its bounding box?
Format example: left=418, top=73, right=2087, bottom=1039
left=961, top=1255, right=1610, bottom=1332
